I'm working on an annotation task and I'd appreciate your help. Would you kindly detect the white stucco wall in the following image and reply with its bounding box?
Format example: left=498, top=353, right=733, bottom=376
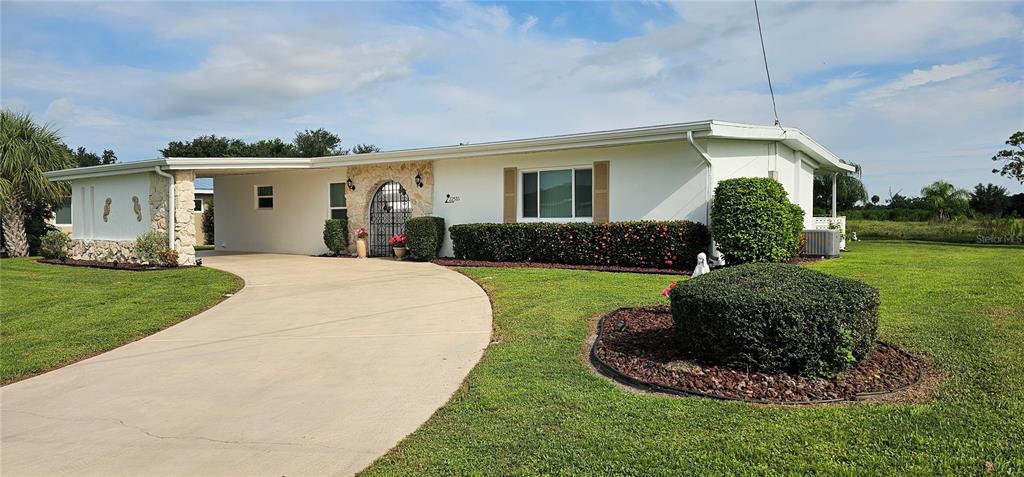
left=70, top=173, right=152, bottom=241
left=432, top=141, right=709, bottom=256
left=213, top=168, right=347, bottom=255
left=207, top=138, right=823, bottom=257
left=706, top=139, right=816, bottom=229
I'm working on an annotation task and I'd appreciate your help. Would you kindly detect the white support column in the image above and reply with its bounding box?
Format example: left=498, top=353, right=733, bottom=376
left=831, top=173, right=838, bottom=218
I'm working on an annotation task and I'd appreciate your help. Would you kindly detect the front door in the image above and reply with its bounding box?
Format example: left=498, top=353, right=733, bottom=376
left=368, top=181, right=412, bottom=257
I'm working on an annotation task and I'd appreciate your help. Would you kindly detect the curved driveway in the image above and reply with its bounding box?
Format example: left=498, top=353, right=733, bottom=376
left=1, top=253, right=492, bottom=476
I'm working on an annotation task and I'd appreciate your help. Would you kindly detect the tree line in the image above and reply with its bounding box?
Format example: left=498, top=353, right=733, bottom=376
left=813, top=130, right=1024, bottom=221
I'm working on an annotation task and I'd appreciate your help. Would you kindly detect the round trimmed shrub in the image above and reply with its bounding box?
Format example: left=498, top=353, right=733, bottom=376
left=323, top=218, right=348, bottom=255
left=40, top=230, right=71, bottom=259
left=711, top=177, right=804, bottom=263
left=406, top=216, right=445, bottom=261
left=669, top=263, right=879, bottom=376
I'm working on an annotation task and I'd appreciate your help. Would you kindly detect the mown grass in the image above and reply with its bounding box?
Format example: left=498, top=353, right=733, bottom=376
left=848, top=218, right=1024, bottom=244
left=0, top=257, right=241, bottom=384
left=362, top=241, right=1024, bottom=475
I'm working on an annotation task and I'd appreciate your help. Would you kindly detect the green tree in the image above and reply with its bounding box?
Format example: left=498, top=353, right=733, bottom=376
left=921, top=180, right=970, bottom=221
left=992, top=131, right=1023, bottom=184
left=351, top=143, right=381, bottom=154
left=293, top=128, right=345, bottom=157
left=870, top=195, right=880, bottom=205
left=0, top=110, right=74, bottom=256
left=970, top=183, right=1009, bottom=217
left=161, top=135, right=250, bottom=157
left=813, top=162, right=868, bottom=211
left=68, top=146, right=117, bottom=167
left=249, top=138, right=298, bottom=157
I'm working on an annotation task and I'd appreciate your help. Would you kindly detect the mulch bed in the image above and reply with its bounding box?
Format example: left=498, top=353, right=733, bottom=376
left=591, top=306, right=925, bottom=404
left=37, top=258, right=193, bottom=271
left=432, top=258, right=690, bottom=276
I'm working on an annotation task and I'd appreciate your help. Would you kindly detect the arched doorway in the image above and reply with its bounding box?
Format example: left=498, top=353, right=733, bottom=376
left=368, top=181, right=411, bottom=257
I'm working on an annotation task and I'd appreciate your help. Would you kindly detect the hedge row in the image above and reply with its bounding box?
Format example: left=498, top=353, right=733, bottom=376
left=670, top=262, right=880, bottom=376
left=449, top=221, right=710, bottom=269
left=406, top=216, right=445, bottom=261
left=843, top=208, right=932, bottom=222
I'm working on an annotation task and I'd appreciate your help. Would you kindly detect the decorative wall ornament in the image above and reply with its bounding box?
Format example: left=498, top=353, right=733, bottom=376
left=103, top=198, right=112, bottom=222
left=132, top=196, right=142, bottom=222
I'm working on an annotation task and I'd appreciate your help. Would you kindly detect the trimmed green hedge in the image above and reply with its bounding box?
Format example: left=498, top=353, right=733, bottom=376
left=449, top=221, right=710, bottom=269
left=711, top=177, right=804, bottom=264
left=670, top=263, right=879, bottom=376
left=323, top=218, right=348, bottom=255
left=406, top=216, right=445, bottom=261
left=39, top=230, right=70, bottom=259
left=844, top=208, right=931, bottom=222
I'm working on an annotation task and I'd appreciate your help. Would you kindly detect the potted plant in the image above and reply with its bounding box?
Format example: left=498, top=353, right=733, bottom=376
left=355, top=228, right=369, bottom=258
left=389, top=233, right=408, bottom=260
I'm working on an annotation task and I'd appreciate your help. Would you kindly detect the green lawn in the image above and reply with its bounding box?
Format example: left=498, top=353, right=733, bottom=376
left=848, top=218, right=1024, bottom=244
left=0, top=258, right=241, bottom=384
left=363, top=241, right=1024, bottom=475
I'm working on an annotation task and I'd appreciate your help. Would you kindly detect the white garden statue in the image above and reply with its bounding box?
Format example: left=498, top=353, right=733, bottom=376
left=692, top=252, right=711, bottom=278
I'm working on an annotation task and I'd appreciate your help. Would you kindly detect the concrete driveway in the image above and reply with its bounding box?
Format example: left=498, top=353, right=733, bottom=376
left=1, top=253, right=492, bottom=476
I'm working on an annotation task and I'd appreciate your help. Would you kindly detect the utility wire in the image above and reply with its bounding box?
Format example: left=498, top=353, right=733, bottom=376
left=753, top=0, right=781, bottom=127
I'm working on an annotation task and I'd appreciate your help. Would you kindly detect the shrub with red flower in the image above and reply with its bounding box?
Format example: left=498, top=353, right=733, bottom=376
left=355, top=228, right=368, bottom=238
left=389, top=233, right=408, bottom=247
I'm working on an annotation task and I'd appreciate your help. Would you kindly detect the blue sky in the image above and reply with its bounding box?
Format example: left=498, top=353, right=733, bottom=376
left=3, top=1, right=1022, bottom=198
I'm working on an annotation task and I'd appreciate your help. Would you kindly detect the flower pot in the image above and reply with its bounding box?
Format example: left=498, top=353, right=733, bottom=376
left=356, top=238, right=368, bottom=258
left=393, top=247, right=408, bottom=260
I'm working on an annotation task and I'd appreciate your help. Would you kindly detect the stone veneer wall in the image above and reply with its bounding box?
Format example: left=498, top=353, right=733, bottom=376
left=69, top=239, right=141, bottom=263
left=68, top=171, right=197, bottom=265
left=345, top=160, right=434, bottom=246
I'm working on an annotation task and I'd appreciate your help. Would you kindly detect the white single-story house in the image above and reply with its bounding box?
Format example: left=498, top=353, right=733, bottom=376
left=44, top=120, right=853, bottom=265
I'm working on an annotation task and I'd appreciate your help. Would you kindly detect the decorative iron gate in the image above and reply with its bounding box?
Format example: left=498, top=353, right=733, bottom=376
left=368, top=181, right=412, bottom=257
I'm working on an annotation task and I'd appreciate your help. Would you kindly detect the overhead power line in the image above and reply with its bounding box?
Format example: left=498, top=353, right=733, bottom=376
left=753, top=0, right=781, bottom=127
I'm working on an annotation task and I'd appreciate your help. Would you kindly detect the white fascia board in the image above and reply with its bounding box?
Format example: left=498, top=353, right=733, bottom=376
left=43, top=158, right=168, bottom=181
left=311, top=121, right=716, bottom=168
left=164, top=158, right=313, bottom=170
left=708, top=121, right=854, bottom=173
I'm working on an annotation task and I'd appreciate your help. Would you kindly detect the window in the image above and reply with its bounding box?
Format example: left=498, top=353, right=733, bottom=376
left=521, top=168, right=593, bottom=219
left=329, top=182, right=347, bottom=219
left=54, top=198, right=72, bottom=225
left=256, top=186, right=274, bottom=209
left=193, top=199, right=204, bottom=212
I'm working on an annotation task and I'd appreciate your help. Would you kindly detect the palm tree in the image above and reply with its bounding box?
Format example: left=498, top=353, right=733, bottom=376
left=0, top=110, right=74, bottom=256
left=920, top=180, right=970, bottom=221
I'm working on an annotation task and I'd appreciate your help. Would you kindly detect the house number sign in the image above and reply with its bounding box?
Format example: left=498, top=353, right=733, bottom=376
left=444, top=194, right=461, bottom=204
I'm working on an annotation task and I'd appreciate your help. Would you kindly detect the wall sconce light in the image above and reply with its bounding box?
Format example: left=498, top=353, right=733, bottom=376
left=414, top=173, right=424, bottom=188
left=346, top=178, right=355, bottom=190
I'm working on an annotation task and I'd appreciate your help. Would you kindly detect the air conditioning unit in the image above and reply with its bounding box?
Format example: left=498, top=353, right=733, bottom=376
left=802, top=229, right=841, bottom=258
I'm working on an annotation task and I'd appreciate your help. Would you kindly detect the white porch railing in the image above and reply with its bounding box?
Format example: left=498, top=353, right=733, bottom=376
left=812, top=216, right=846, bottom=235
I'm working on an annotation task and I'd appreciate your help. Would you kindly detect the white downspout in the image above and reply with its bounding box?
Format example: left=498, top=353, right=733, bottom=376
left=687, top=131, right=723, bottom=265
left=686, top=131, right=713, bottom=224
left=154, top=167, right=175, bottom=251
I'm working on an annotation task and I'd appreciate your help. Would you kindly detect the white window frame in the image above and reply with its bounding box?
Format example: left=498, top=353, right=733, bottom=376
left=518, top=166, right=593, bottom=223
left=193, top=199, right=204, bottom=213
left=255, top=185, right=274, bottom=210
left=328, top=182, right=347, bottom=219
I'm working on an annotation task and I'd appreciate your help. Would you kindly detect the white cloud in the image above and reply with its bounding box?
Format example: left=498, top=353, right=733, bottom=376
left=858, top=56, right=1000, bottom=105
left=3, top=1, right=1022, bottom=196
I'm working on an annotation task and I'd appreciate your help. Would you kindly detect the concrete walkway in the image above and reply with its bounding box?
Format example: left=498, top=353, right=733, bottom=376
left=1, top=253, right=492, bottom=476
